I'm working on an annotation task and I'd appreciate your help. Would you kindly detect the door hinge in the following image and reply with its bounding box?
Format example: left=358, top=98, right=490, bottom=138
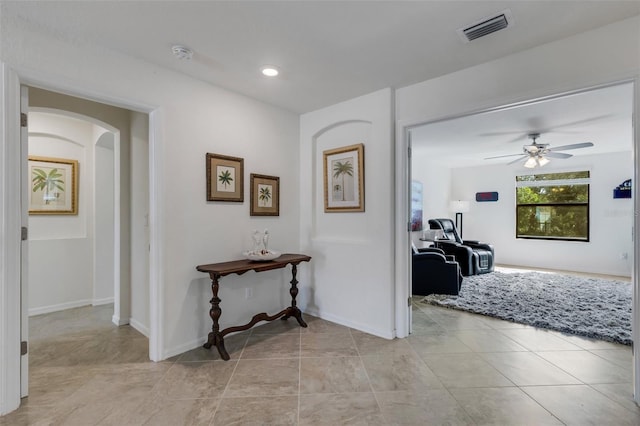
left=21, top=341, right=28, bottom=356
left=408, top=297, right=412, bottom=307
left=20, top=113, right=28, bottom=127
left=21, top=227, right=28, bottom=241
left=408, top=146, right=412, bottom=158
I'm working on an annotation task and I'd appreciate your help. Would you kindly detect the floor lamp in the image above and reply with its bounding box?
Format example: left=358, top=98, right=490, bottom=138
left=450, top=200, right=470, bottom=239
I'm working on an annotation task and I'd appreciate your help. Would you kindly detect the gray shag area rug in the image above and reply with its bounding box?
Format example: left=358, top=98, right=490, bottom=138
left=422, top=270, right=632, bottom=345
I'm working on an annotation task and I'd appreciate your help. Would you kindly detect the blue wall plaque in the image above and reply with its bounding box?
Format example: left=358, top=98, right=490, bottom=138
left=613, top=179, right=631, bottom=199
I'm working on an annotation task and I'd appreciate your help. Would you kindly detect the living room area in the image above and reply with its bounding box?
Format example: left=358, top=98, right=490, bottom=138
left=409, top=82, right=634, bottom=345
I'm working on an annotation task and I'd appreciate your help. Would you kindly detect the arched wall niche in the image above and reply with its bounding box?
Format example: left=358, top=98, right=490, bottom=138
left=27, top=108, right=120, bottom=317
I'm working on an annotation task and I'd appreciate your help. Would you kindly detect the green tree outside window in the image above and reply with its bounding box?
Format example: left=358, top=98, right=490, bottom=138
left=516, top=171, right=589, bottom=241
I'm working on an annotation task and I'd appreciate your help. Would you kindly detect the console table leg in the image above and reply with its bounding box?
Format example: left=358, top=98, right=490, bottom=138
left=282, top=264, right=307, bottom=327
left=203, top=274, right=230, bottom=360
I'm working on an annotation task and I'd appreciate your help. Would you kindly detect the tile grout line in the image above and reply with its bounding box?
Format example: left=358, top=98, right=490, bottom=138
left=207, top=333, right=250, bottom=425
left=19, top=305, right=640, bottom=425
left=349, top=327, right=390, bottom=424
left=584, top=382, right=640, bottom=415
left=421, top=304, right=633, bottom=424
left=517, top=386, right=571, bottom=426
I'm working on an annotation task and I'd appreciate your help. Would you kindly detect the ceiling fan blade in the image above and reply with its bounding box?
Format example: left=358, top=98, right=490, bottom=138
left=546, top=152, right=573, bottom=159
left=477, top=131, right=524, bottom=137
left=484, top=153, right=527, bottom=160
left=506, top=155, right=528, bottom=165
left=550, top=142, right=594, bottom=151
left=545, top=115, right=614, bottom=131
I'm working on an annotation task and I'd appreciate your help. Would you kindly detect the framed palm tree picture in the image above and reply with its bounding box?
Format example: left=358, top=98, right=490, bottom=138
left=28, top=156, right=79, bottom=215
left=323, top=143, right=364, bottom=212
left=206, top=153, right=244, bottom=202
left=250, top=173, right=279, bottom=216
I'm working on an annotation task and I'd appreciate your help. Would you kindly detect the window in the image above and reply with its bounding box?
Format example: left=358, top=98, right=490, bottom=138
left=515, top=171, right=590, bottom=241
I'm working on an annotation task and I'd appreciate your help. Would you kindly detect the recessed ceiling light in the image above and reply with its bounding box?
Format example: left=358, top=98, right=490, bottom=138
left=172, top=45, right=193, bottom=60
left=261, top=66, right=279, bottom=77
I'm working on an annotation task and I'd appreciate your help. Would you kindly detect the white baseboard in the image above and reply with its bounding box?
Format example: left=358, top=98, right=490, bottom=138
left=164, top=337, right=207, bottom=360
left=161, top=312, right=395, bottom=361
left=112, top=315, right=129, bottom=326
left=92, top=297, right=114, bottom=306
left=129, top=318, right=150, bottom=338
left=163, top=328, right=252, bottom=360
left=29, top=299, right=92, bottom=317
left=302, top=308, right=395, bottom=340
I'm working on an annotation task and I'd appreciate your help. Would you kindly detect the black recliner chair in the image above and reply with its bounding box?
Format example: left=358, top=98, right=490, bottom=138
left=412, top=247, right=463, bottom=296
left=428, top=218, right=494, bottom=276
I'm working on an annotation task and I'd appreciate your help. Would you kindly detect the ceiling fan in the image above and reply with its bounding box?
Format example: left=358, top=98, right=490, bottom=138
left=485, top=133, right=594, bottom=168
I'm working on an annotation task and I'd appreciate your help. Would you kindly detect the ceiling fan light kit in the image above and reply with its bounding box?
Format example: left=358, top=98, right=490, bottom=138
left=485, top=132, right=594, bottom=169
left=524, top=157, right=538, bottom=168
left=538, top=156, right=550, bottom=167
left=524, top=155, right=550, bottom=169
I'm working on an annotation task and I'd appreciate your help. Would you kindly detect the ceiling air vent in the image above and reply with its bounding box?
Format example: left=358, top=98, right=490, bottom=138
left=457, top=9, right=514, bottom=43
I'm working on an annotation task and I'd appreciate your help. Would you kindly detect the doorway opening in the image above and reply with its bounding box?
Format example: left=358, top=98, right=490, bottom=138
left=22, top=85, right=151, bottom=398
left=404, top=80, right=637, bottom=399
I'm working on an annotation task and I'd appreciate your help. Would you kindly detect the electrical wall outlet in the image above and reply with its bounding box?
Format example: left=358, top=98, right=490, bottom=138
left=245, top=287, right=254, bottom=299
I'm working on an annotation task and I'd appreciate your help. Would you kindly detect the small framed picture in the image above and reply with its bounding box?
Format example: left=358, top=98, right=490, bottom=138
left=250, top=173, right=279, bottom=216
left=206, top=153, right=244, bottom=202
left=28, top=156, right=79, bottom=215
left=323, top=143, right=365, bottom=212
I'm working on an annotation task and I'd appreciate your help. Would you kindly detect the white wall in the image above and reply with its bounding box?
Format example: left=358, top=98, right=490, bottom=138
left=395, top=15, right=640, bottom=337
left=397, top=17, right=640, bottom=127
left=300, top=89, right=395, bottom=338
left=410, top=147, right=452, bottom=246
left=130, top=111, right=149, bottom=336
left=94, top=132, right=115, bottom=304
left=1, top=5, right=638, bottom=413
left=441, top=151, right=633, bottom=276
left=0, top=12, right=301, bottom=360
left=28, top=113, right=90, bottom=239
left=27, top=88, right=133, bottom=325
left=28, top=112, right=96, bottom=314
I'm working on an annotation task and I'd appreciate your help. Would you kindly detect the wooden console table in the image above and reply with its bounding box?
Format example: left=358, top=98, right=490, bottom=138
left=196, top=253, right=311, bottom=360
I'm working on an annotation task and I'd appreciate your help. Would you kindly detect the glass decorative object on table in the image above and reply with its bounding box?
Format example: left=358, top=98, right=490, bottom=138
left=262, top=229, right=269, bottom=253
left=244, top=229, right=280, bottom=261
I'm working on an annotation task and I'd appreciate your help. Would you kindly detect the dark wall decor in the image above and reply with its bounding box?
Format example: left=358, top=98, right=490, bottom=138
left=250, top=173, right=280, bottom=216
left=476, top=191, right=499, bottom=202
left=323, top=143, right=365, bottom=212
left=29, top=156, right=79, bottom=215
left=206, top=153, right=244, bottom=202
left=411, top=180, right=423, bottom=231
left=613, top=179, right=631, bottom=199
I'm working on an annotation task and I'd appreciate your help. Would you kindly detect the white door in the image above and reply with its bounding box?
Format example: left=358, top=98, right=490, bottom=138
left=20, top=85, right=29, bottom=398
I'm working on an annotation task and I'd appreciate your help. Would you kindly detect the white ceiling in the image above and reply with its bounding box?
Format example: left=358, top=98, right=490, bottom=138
left=410, top=82, right=634, bottom=168
left=3, top=1, right=640, bottom=114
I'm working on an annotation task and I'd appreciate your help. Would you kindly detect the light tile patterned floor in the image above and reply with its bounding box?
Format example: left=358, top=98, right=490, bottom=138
left=1, top=301, right=638, bottom=425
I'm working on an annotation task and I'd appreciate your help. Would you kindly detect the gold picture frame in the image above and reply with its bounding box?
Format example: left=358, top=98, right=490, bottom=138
left=206, top=153, right=244, bottom=202
left=323, top=143, right=365, bottom=212
left=250, top=173, right=280, bottom=216
left=28, top=156, right=79, bottom=215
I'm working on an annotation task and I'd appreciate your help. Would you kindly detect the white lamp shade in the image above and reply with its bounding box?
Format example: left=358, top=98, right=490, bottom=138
left=537, top=156, right=550, bottom=166
left=422, top=229, right=445, bottom=241
left=524, top=157, right=537, bottom=168
left=449, top=200, right=470, bottom=213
